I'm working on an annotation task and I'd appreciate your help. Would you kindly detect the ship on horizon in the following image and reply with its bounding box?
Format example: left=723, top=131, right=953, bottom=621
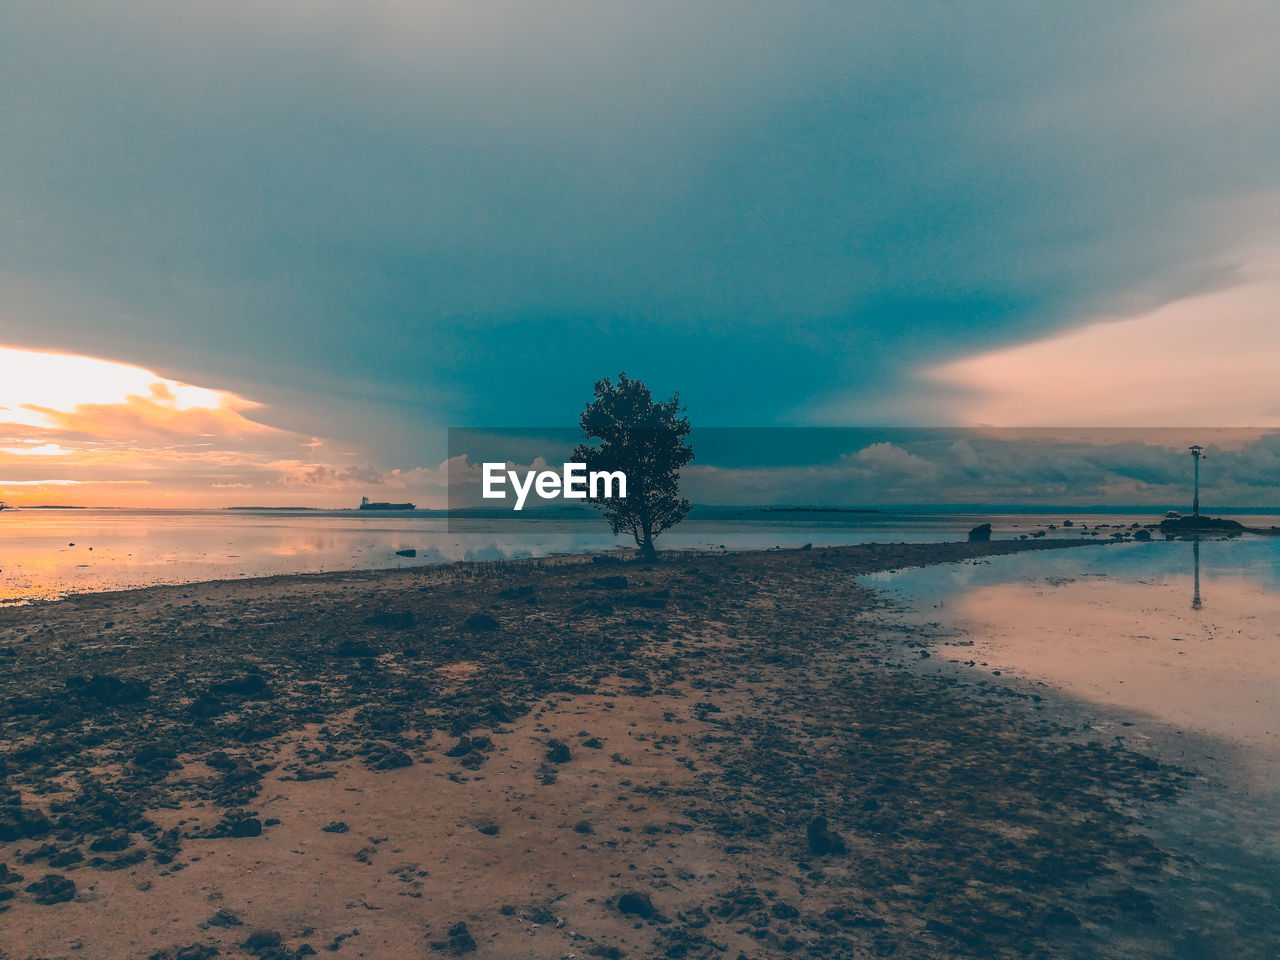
left=358, top=496, right=416, bottom=511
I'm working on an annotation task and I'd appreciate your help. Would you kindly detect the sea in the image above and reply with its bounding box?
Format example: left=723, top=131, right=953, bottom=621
left=1, top=505, right=1278, bottom=604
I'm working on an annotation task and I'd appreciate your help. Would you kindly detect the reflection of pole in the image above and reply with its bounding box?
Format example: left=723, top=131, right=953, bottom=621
left=1192, top=537, right=1202, bottom=610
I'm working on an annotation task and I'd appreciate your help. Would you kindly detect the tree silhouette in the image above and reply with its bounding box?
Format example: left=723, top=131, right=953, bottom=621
left=573, top=374, right=692, bottom=561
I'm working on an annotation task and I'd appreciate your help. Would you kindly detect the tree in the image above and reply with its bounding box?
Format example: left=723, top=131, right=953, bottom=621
left=573, top=373, right=693, bottom=561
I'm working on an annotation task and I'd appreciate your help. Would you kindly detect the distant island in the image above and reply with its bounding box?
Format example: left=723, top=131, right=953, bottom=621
left=224, top=506, right=323, bottom=511
left=759, top=506, right=881, bottom=514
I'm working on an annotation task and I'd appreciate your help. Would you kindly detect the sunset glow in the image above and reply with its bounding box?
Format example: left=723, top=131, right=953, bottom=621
left=0, top=345, right=304, bottom=505
left=921, top=255, right=1280, bottom=427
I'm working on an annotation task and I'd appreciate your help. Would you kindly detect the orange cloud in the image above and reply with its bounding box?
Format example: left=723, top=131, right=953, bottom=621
left=920, top=251, right=1280, bottom=427
left=20, top=382, right=279, bottom=443
left=0, top=344, right=430, bottom=507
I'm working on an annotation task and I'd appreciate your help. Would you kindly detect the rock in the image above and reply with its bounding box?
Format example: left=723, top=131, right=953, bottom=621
left=149, top=946, right=220, bottom=960
left=242, top=929, right=282, bottom=953
left=89, top=829, right=131, bottom=852
left=218, top=816, right=263, bottom=838
left=967, top=523, right=992, bottom=543
left=430, top=921, right=477, bottom=954
left=334, top=639, right=376, bottom=657
left=475, top=817, right=500, bottom=836
left=365, top=744, right=413, bottom=770
left=806, top=816, right=847, bottom=855
left=321, top=821, right=349, bottom=834
left=616, top=891, right=657, bottom=918
left=207, top=907, right=244, bottom=927
left=486, top=700, right=518, bottom=723
left=622, top=589, right=669, bottom=609
left=444, top=737, right=473, bottom=758
left=1159, top=515, right=1245, bottom=535
left=48, top=847, right=83, bottom=868
left=0, top=804, right=52, bottom=842
left=363, top=610, right=416, bottom=629
left=133, top=742, right=180, bottom=769
left=1134, top=529, right=1152, bottom=541
left=26, top=872, right=76, bottom=904
left=188, top=693, right=227, bottom=718
left=545, top=740, right=572, bottom=763
left=211, top=673, right=272, bottom=698
left=394, top=549, right=417, bottom=558
left=65, top=673, right=150, bottom=704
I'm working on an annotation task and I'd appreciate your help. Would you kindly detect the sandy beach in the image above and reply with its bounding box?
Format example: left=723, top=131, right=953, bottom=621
left=1, top=540, right=1275, bottom=959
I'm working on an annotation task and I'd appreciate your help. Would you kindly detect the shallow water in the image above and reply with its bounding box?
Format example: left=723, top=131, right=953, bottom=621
left=865, top=538, right=1280, bottom=768
left=866, top=536, right=1280, bottom=951
left=0, top=506, right=1224, bottom=603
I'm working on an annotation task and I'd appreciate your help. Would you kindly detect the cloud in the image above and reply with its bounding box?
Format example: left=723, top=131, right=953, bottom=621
left=3, top=0, right=1278, bottom=442
left=0, top=345, right=445, bottom=506
left=677, top=430, right=1280, bottom=507
left=845, top=442, right=939, bottom=482
left=919, top=247, right=1280, bottom=426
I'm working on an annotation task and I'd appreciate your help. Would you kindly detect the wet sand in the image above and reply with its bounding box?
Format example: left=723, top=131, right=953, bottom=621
left=1, top=540, right=1276, bottom=959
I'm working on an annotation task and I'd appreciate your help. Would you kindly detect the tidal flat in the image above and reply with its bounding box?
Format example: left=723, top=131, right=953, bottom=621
left=1, top=540, right=1275, bottom=959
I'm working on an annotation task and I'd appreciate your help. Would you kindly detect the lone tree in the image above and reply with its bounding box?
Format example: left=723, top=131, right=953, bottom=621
left=574, top=374, right=693, bottom=561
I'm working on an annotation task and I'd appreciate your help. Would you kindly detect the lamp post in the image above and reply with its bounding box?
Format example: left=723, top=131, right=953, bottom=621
left=1188, top=445, right=1203, bottom=516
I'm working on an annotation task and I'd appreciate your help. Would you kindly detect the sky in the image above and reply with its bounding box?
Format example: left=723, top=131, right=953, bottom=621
left=2, top=1, right=1279, bottom=507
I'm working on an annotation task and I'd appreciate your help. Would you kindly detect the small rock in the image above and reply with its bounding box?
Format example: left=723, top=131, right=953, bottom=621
left=322, top=821, right=349, bottom=834
left=26, top=873, right=76, bottom=904
left=444, top=737, right=473, bottom=758
left=148, top=945, right=220, bottom=960
left=242, top=929, right=282, bottom=952
left=65, top=673, right=150, bottom=704
left=545, top=740, right=572, bottom=764
left=967, top=523, right=992, bottom=543
left=334, top=639, right=376, bottom=658
left=430, top=921, right=477, bottom=954
left=90, top=829, right=131, bottom=852
left=227, top=818, right=263, bottom=838
left=806, top=816, right=847, bottom=856
left=616, top=891, right=657, bottom=919
left=364, top=609, right=416, bottom=629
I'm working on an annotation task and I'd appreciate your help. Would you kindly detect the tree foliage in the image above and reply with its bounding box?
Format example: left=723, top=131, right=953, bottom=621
left=573, top=373, right=692, bottom=560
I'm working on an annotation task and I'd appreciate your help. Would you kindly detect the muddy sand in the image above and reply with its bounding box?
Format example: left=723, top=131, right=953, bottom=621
left=1, top=540, right=1275, bottom=959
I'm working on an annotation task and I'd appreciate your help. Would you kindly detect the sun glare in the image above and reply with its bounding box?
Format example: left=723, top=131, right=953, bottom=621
left=0, top=345, right=244, bottom=429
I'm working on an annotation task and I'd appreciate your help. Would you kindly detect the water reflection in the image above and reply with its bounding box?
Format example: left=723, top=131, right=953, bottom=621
left=1193, top=537, right=1202, bottom=610
left=868, top=537, right=1280, bottom=766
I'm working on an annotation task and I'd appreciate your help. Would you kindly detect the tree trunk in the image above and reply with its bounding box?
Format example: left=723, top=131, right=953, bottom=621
left=638, top=536, right=657, bottom=561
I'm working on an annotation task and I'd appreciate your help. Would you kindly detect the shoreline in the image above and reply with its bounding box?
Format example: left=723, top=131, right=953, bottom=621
left=3, top=539, right=1276, bottom=958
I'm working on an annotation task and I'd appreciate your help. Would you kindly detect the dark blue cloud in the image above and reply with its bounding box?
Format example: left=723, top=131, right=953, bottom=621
left=3, top=1, right=1276, bottom=466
